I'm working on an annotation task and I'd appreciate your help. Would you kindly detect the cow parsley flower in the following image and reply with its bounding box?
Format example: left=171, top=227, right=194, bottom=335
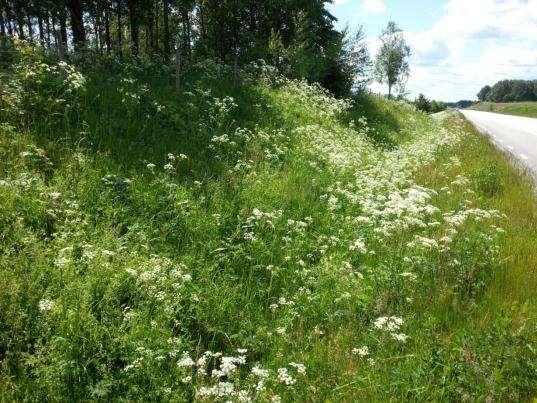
left=251, top=366, right=269, bottom=378
left=349, top=239, right=367, bottom=253
left=177, top=352, right=195, bottom=367
left=352, top=346, right=369, bottom=357
left=392, top=333, right=409, bottom=343
left=39, top=299, right=54, bottom=312
left=277, top=367, right=296, bottom=385
left=289, top=362, right=306, bottom=374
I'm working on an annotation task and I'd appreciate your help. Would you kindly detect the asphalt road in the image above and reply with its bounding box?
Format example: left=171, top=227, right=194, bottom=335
left=460, top=109, right=537, bottom=176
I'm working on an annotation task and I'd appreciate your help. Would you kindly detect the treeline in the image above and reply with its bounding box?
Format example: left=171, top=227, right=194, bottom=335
left=0, top=0, right=371, bottom=96
left=413, top=93, right=446, bottom=114
left=477, top=80, right=537, bottom=103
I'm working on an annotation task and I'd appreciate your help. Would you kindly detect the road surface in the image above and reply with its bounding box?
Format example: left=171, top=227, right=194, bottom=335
left=460, top=109, right=537, bottom=176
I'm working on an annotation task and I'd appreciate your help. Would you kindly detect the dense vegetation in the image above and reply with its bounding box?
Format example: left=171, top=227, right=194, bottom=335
left=0, top=0, right=371, bottom=96
left=470, top=101, right=537, bottom=118
left=477, top=80, right=537, bottom=103
left=1, top=41, right=536, bottom=401
left=413, top=93, right=446, bottom=114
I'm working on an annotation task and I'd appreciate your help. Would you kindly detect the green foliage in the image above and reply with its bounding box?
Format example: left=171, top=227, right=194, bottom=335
left=0, top=44, right=536, bottom=401
left=374, top=21, right=411, bottom=97
left=414, top=93, right=446, bottom=114
left=1, top=1, right=366, bottom=97
left=478, top=80, right=537, bottom=103
left=477, top=84, right=492, bottom=101
left=474, top=164, right=505, bottom=197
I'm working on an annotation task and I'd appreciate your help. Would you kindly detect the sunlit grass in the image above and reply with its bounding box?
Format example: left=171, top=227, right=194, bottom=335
left=470, top=101, right=537, bottom=118
left=0, top=45, right=536, bottom=401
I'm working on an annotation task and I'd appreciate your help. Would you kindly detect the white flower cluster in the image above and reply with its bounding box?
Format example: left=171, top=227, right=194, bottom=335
left=373, top=316, right=408, bottom=343
left=38, top=299, right=54, bottom=312
left=170, top=348, right=307, bottom=401
left=125, top=256, right=192, bottom=311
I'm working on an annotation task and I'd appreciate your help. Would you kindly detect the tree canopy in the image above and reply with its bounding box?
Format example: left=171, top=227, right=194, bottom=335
left=0, top=0, right=371, bottom=96
left=477, top=80, right=537, bottom=103
left=374, top=21, right=410, bottom=98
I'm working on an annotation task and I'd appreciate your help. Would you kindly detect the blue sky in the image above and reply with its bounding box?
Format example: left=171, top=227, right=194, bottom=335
left=326, top=0, right=537, bottom=101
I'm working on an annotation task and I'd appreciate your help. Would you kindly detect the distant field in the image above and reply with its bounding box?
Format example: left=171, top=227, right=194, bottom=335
left=470, top=102, right=537, bottom=118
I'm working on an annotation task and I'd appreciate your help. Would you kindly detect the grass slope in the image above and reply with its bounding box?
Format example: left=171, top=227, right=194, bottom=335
left=1, top=46, right=536, bottom=401
left=470, top=101, right=537, bottom=118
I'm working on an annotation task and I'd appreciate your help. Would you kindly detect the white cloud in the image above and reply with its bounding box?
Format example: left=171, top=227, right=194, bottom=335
left=362, top=0, right=387, bottom=15
left=333, top=0, right=350, bottom=5
left=370, top=0, right=537, bottom=100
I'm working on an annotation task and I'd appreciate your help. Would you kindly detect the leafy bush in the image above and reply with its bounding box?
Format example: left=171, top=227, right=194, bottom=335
left=475, top=164, right=504, bottom=197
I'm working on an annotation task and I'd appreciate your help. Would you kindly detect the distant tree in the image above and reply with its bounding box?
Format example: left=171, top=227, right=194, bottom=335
left=374, top=21, right=411, bottom=98
left=477, top=85, right=491, bottom=101
left=430, top=100, right=446, bottom=113
left=481, top=80, right=537, bottom=103
left=414, top=94, right=446, bottom=113
left=414, top=93, right=431, bottom=113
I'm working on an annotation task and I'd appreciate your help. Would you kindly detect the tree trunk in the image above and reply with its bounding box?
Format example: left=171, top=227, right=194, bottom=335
left=180, top=7, right=191, bottom=62
left=37, top=14, right=45, bottom=45
left=147, top=5, right=154, bottom=54
left=16, top=14, right=25, bottom=39
left=175, top=37, right=181, bottom=92
left=26, top=14, right=34, bottom=40
left=6, top=15, right=14, bottom=36
left=104, top=4, right=111, bottom=54
left=45, top=12, right=51, bottom=47
left=0, top=10, right=6, bottom=38
left=52, top=14, right=58, bottom=49
left=93, top=14, right=101, bottom=53
left=116, top=0, right=123, bottom=56
left=163, top=0, right=169, bottom=60
left=128, top=0, right=139, bottom=56
left=68, top=0, right=86, bottom=50
left=154, top=1, right=159, bottom=54
left=56, top=29, right=65, bottom=58
left=60, top=11, right=68, bottom=52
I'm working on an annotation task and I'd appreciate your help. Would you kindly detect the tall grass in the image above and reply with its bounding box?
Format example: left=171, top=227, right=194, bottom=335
left=0, top=44, right=536, bottom=401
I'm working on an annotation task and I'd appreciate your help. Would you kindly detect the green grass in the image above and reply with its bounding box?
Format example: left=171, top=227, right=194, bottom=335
left=470, top=101, right=537, bottom=118
left=0, top=44, right=536, bottom=401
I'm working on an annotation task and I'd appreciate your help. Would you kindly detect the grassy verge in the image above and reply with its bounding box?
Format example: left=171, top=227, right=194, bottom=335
left=470, top=101, right=537, bottom=118
left=0, top=44, right=536, bottom=401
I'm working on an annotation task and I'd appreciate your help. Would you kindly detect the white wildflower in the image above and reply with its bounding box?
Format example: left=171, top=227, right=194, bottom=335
left=277, top=367, right=296, bottom=385
left=289, top=362, right=306, bottom=374
left=177, top=352, right=195, bottom=367
left=349, top=239, right=367, bottom=253
left=352, top=346, right=369, bottom=357
left=38, top=299, right=54, bottom=312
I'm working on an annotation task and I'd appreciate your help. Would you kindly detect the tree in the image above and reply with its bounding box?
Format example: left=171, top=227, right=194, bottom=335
left=414, top=93, right=431, bottom=113
left=374, top=21, right=411, bottom=98
left=429, top=100, right=446, bottom=113
left=67, top=0, right=86, bottom=50
left=342, top=26, right=371, bottom=92
left=477, top=85, right=491, bottom=101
